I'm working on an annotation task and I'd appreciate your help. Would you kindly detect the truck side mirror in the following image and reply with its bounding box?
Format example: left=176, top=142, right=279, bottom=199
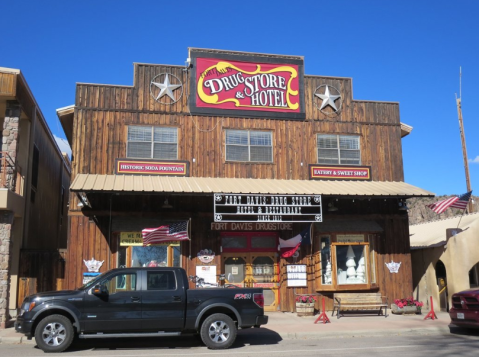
left=92, top=284, right=108, bottom=296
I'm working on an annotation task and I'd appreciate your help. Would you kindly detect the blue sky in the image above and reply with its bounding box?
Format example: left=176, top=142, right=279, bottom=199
left=2, top=0, right=478, bottom=196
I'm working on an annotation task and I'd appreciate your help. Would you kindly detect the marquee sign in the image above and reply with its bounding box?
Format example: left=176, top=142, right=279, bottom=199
left=309, top=164, right=371, bottom=181
left=115, top=159, right=189, bottom=176
left=214, top=193, right=322, bottom=223
left=189, top=49, right=305, bottom=120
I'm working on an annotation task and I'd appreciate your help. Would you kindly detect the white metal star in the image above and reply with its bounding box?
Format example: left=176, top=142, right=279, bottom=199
left=315, top=85, right=341, bottom=111
left=151, top=74, right=181, bottom=101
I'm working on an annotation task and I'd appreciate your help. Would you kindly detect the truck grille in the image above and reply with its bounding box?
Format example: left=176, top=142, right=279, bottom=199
left=452, top=295, right=479, bottom=310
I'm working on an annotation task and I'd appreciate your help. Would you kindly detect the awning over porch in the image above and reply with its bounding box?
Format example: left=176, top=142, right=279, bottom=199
left=70, top=174, right=434, bottom=198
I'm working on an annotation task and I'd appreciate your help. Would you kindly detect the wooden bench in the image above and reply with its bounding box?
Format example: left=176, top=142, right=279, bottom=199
left=332, top=293, right=388, bottom=318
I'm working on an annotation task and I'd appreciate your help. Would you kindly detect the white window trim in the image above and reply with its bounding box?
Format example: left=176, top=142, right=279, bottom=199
left=127, top=126, right=178, bottom=160
left=317, top=134, right=361, bottom=165
left=225, top=129, right=273, bottom=163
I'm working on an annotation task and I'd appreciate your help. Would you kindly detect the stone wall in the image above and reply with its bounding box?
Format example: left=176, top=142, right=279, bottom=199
left=0, top=101, right=20, bottom=327
left=0, top=211, right=14, bottom=328
left=2, top=101, right=21, bottom=191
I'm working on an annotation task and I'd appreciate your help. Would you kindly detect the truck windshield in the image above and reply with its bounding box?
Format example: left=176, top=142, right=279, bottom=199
left=78, top=273, right=105, bottom=290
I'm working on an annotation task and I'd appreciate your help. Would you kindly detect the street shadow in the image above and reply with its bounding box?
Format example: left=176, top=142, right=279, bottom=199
left=40, top=328, right=283, bottom=352
left=449, top=325, right=479, bottom=337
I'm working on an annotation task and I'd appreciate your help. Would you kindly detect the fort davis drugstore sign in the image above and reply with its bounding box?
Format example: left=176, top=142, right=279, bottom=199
left=189, top=49, right=305, bottom=120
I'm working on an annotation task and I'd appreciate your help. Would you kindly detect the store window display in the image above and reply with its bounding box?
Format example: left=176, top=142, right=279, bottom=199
left=314, top=234, right=377, bottom=290
left=117, top=244, right=181, bottom=268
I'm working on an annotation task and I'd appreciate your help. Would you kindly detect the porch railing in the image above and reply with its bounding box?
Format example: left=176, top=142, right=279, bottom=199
left=0, top=151, right=23, bottom=195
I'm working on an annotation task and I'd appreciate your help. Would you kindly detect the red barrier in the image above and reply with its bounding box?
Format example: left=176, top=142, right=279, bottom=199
left=314, top=297, right=331, bottom=324
left=424, top=296, right=438, bottom=320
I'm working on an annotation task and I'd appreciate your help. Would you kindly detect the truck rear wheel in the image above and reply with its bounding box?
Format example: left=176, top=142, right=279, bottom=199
left=35, top=314, right=74, bottom=353
left=200, top=313, right=237, bottom=349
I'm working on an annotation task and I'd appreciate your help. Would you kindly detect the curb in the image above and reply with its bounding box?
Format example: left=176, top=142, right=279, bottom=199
left=0, top=335, right=36, bottom=345
left=0, top=323, right=452, bottom=344
left=275, top=326, right=451, bottom=340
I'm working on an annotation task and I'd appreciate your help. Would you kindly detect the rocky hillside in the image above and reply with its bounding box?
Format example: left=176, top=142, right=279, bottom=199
left=407, top=194, right=478, bottom=225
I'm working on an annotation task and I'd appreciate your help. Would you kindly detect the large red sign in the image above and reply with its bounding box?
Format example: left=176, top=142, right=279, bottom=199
left=309, top=165, right=372, bottom=181
left=189, top=50, right=305, bottom=120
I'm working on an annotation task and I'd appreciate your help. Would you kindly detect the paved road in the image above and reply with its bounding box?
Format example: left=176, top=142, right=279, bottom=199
left=0, top=328, right=478, bottom=357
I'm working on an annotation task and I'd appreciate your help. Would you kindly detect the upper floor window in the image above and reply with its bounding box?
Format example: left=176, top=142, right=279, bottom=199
left=127, top=126, right=177, bottom=160
left=317, top=134, right=360, bottom=165
left=226, top=130, right=272, bottom=162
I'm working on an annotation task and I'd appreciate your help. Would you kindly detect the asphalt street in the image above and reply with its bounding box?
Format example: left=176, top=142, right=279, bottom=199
left=0, top=330, right=478, bottom=357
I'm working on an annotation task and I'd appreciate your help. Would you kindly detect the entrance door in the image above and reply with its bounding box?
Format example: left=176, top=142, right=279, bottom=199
left=435, top=260, right=448, bottom=312
left=222, top=252, right=279, bottom=312
left=116, top=234, right=182, bottom=268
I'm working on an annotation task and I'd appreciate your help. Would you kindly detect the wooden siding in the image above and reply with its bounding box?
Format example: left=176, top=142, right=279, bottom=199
left=24, top=110, right=70, bottom=249
left=0, top=72, right=16, bottom=96
left=71, top=64, right=403, bottom=183
left=17, top=250, right=65, bottom=307
left=65, top=61, right=411, bottom=311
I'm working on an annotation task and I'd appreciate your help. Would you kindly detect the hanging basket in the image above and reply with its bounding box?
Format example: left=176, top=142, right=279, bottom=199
left=296, top=302, right=315, bottom=316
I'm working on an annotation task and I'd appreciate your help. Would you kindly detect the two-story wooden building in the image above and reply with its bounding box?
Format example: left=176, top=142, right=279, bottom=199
left=0, top=67, right=71, bottom=327
left=58, top=48, right=433, bottom=313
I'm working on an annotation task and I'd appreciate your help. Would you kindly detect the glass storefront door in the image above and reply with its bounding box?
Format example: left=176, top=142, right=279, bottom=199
left=117, top=232, right=181, bottom=268
left=222, top=252, right=279, bottom=312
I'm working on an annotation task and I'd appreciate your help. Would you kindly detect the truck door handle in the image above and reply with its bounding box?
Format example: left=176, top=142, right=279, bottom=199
left=173, top=296, right=182, bottom=302
left=131, top=296, right=141, bottom=303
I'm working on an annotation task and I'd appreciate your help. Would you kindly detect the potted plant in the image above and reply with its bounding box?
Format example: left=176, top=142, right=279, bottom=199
left=295, top=295, right=317, bottom=316
left=391, top=297, right=424, bottom=314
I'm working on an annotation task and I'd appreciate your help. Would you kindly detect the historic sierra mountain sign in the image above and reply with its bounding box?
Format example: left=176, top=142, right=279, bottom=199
left=188, top=49, right=305, bottom=120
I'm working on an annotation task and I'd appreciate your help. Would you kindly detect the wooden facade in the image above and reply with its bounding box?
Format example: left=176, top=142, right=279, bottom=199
left=60, top=49, right=429, bottom=313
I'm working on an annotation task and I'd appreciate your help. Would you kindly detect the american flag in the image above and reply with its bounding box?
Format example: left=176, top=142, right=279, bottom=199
left=142, top=221, right=189, bottom=246
left=426, top=191, right=472, bottom=214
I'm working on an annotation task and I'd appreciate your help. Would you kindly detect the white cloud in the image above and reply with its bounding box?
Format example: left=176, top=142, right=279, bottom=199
left=469, top=156, right=479, bottom=164
left=54, top=135, right=72, bottom=158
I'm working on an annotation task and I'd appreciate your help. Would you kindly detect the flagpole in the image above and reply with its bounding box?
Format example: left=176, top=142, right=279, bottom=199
left=456, top=207, right=468, bottom=229
left=188, top=218, right=191, bottom=260
left=456, top=68, right=474, bottom=213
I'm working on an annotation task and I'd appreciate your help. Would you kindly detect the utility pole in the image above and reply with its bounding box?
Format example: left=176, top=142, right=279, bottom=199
left=455, top=67, right=474, bottom=213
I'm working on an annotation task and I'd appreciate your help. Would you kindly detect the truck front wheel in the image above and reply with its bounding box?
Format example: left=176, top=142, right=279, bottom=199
left=200, top=313, right=237, bottom=349
left=34, top=314, right=74, bottom=353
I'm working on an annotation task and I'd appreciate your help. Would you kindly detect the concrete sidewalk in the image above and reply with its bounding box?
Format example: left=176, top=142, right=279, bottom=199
left=260, top=310, right=451, bottom=339
left=0, top=310, right=452, bottom=345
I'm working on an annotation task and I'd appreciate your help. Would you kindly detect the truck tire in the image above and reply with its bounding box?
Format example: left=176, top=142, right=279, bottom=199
left=200, top=313, right=237, bottom=350
left=34, top=314, right=74, bottom=353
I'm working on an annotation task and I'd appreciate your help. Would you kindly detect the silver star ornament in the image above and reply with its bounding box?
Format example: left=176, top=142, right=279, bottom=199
left=151, top=74, right=181, bottom=101
left=315, top=85, right=341, bottom=111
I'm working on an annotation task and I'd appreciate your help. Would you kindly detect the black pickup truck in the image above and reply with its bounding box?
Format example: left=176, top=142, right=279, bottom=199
left=15, top=267, right=268, bottom=352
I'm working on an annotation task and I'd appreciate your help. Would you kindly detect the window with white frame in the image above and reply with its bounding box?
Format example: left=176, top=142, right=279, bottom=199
left=314, top=233, right=377, bottom=290
left=226, top=130, right=272, bottom=162
left=127, top=126, right=177, bottom=160
left=317, top=134, right=360, bottom=165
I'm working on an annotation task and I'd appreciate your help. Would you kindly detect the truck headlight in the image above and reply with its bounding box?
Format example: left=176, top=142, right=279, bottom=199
left=21, top=301, right=36, bottom=314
